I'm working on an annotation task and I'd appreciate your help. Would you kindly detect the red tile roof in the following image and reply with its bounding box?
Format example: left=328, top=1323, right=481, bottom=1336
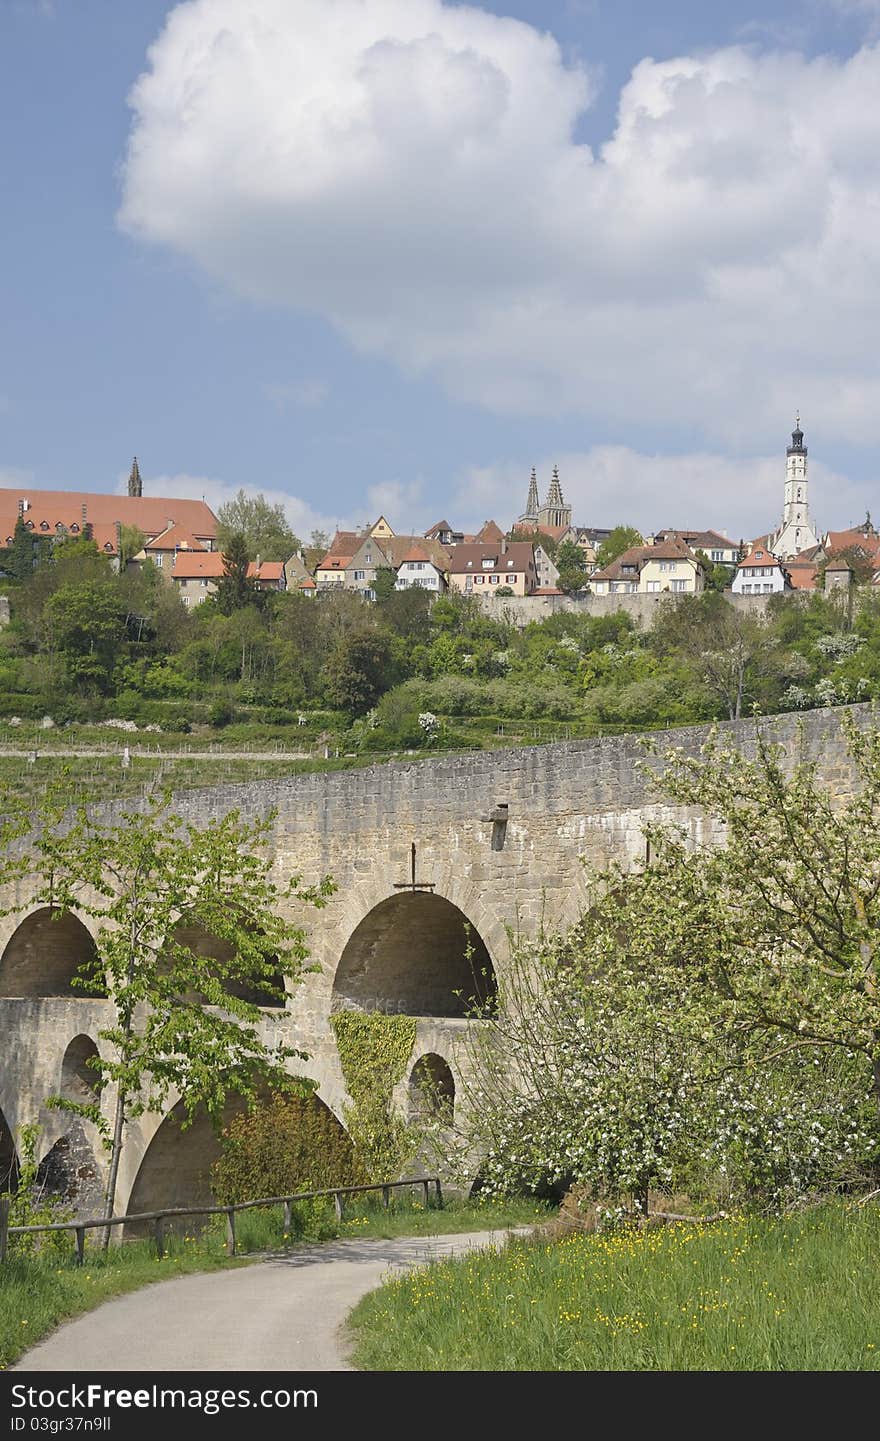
left=145, top=523, right=206, bottom=553
left=171, top=551, right=226, bottom=580
left=0, top=487, right=217, bottom=553
left=400, top=544, right=431, bottom=565
left=737, top=547, right=782, bottom=570
left=447, top=541, right=535, bottom=574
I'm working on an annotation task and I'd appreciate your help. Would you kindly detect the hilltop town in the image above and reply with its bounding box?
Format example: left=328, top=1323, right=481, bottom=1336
left=1, top=422, right=876, bottom=621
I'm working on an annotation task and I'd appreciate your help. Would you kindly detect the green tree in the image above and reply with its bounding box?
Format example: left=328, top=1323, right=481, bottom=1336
left=652, top=592, right=775, bottom=720
left=216, top=490, right=301, bottom=561
left=321, top=625, right=394, bottom=715
left=2, top=517, right=37, bottom=583
left=372, top=566, right=397, bottom=602
left=42, top=579, right=128, bottom=692
left=632, top=714, right=880, bottom=1115
left=694, top=549, right=735, bottom=592
left=555, top=540, right=589, bottom=594
left=118, top=525, right=146, bottom=569
left=15, top=784, right=334, bottom=1233
left=215, top=532, right=261, bottom=615
left=594, top=526, right=644, bottom=570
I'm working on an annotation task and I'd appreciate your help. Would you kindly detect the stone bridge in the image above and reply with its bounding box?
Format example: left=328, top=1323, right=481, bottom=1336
left=0, top=704, right=861, bottom=1219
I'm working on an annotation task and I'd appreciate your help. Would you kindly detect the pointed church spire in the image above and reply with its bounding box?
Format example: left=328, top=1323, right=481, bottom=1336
left=128, top=456, right=142, bottom=498
left=545, top=464, right=564, bottom=509
left=524, top=467, right=539, bottom=521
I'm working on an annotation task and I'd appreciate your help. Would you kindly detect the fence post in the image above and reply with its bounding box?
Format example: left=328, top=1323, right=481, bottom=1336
left=74, top=1227, right=86, bottom=1266
left=154, top=1216, right=165, bottom=1259
left=434, top=1179, right=443, bottom=1209
left=333, top=1192, right=344, bottom=1222
left=422, top=1180, right=430, bottom=1208
left=225, top=1209, right=236, bottom=1256
left=283, top=1201, right=293, bottom=1234
left=0, top=1195, right=9, bottom=1262
left=382, top=1186, right=390, bottom=1210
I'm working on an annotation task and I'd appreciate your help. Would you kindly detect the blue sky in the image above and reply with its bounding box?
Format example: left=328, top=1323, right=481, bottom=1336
left=2, top=0, right=879, bottom=543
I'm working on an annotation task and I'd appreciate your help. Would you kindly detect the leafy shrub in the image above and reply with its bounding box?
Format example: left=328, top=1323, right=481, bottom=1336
left=208, top=697, right=237, bottom=728
left=211, top=1091, right=365, bottom=1204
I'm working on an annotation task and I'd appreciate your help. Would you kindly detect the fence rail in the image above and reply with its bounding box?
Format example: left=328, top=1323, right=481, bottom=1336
left=0, top=1176, right=442, bottom=1265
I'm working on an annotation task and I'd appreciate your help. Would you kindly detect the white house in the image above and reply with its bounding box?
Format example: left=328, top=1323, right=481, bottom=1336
left=731, top=546, right=791, bottom=595
left=394, top=544, right=447, bottom=592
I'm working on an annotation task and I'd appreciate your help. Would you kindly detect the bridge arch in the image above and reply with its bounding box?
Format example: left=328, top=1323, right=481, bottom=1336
left=331, top=891, right=497, bottom=1018
left=409, top=1053, right=455, bottom=1123
left=0, top=908, right=104, bottom=998
left=60, top=1035, right=102, bottom=1104
left=171, top=922, right=288, bottom=1009
left=124, top=1087, right=352, bottom=1230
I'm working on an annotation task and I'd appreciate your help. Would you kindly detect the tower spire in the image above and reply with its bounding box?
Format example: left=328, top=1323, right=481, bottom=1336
left=524, top=467, right=539, bottom=522
left=545, top=464, right=564, bottom=509
left=128, top=456, right=142, bottom=498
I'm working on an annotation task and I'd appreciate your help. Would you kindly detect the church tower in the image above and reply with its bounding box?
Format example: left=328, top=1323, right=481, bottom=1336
left=539, top=465, right=571, bottom=530
left=128, top=456, right=142, bottom=498
left=770, top=418, right=818, bottom=559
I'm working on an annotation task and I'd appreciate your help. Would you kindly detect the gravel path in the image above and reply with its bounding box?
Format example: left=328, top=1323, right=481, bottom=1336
left=14, top=1229, right=526, bottom=1373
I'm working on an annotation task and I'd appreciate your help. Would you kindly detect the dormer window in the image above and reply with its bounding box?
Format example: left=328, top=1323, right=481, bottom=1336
left=482, top=558, right=495, bottom=569
left=25, top=520, right=34, bottom=530
left=71, top=523, right=79, bottom=533
left=40, top=521, right=49, bottom=531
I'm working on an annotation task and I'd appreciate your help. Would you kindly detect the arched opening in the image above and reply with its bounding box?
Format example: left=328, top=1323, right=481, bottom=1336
left=0, top=1104, right=18, bottom=1194
left=409, top=1054, right=455, bottom=1123
left=332, top=893, right=496, bottom=1018
left=0, top=908, right=104, bottom=998
left=171, top=924, right=287, bottom=1009
left=124, top=1092, right=253, bottom=1236
left=60, top=1035, right=102, bottom=1105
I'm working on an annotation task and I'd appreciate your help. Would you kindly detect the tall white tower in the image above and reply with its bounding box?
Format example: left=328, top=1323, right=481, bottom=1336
left=771, top=417, right=819, bottom=559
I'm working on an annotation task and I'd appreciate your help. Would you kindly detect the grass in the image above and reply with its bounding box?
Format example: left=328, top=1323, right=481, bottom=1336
left=0, top=1193, right=547, bottom=1370
left=348, top=1202, right=880, bottom=1371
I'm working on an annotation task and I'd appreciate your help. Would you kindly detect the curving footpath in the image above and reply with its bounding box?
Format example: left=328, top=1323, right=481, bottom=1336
left=14, top=1229, right=527, bottom=1373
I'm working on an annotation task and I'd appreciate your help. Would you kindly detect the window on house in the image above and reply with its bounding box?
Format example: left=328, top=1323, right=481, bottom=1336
left=40, top=521, right=49, bottom=531
left=154, top=554, right=163, bottom=567
left=763, top=584, right=773, bottom=593
left=670, top=579, right=687, bottom=592
left=711, top=550, right=723, bottom=561
left=70, top=524, right=79, bottom=533
left=182, top=595, right=190, bottom=605
left=201, top=578, right=208, bottom=587
left=482, top=558, right=494, bottom=568
left=475, top=575, right=485, bottom=583
left=646, top=580, right=660, bottom=592
left=509, top=575, right=518, bottom=583
left=415, top=562, right=424, bottom=570
left=489, top=574, right=498, bottom=584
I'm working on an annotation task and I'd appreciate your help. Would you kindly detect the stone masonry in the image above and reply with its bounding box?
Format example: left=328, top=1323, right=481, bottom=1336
left=0, top=703, right=866, bottom=1218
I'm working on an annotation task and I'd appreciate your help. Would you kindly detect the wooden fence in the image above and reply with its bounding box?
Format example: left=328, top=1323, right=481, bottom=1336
left=0, top=1176, right=442, bottom=1265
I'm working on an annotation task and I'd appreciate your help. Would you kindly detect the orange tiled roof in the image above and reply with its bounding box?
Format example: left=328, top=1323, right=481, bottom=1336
left=0, top=487, right=217, bottom=553
left=170, top=551, right=226, bottom=580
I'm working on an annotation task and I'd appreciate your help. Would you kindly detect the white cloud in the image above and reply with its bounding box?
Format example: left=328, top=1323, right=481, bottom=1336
left=0, top=466, right=34, bottom=488
left=117, top=470, right=349, bottom=542
left=453, top=446, right=871, bottom=542
left=266, top=378, right=329, bottom=410
left=120, top=1, right=880, bottom=452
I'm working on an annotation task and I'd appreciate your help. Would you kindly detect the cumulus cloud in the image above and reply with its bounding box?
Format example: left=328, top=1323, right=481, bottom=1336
left=116, top=470, right=347, bottom=541
left=120, top=0, right=880, bottom=451
left=453, top=446, right=869, bottom=543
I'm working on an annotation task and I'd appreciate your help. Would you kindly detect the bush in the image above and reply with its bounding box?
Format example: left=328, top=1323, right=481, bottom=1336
left=207, top=697, right=237, bottom=728
left=211, top=1091, right=365, bottom=1204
